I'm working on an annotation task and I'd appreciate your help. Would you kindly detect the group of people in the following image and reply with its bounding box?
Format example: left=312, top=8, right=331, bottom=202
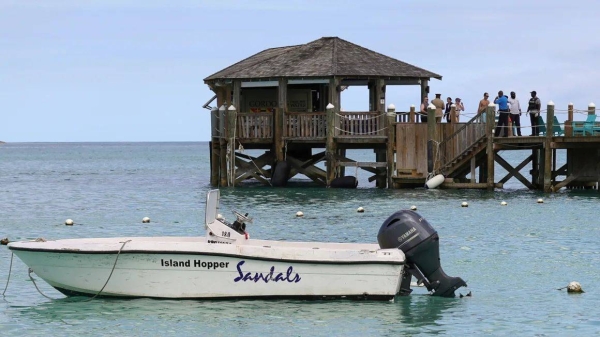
left=418, top=91, right=543, bottom=137
left=419, top=93, right=465, bottom=123
left=477, top=91, right=541, bottom=137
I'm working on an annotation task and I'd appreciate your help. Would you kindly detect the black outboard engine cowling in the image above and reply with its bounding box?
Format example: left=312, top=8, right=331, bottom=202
left=377, top=210, right=467, bottom=297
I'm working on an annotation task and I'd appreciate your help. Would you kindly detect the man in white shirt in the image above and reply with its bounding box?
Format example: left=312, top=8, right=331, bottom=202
left=508, top=91, right=522, bottom=136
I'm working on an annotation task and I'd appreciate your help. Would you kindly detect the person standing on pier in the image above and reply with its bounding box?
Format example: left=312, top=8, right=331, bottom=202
left=527, top=91, right=541, bottom=136
left=494, top=91, right=510, bottom=137
left=508, top=91, right=522, bottom=136
left=444, top=97, right=453, bottom=122
left=454, top=97, right=464, bottom=123
left=478, top=92, right=490, bottom=122
left=420, top=96, right=429, bottom=123
left=432, top=93, right=445, bottom=123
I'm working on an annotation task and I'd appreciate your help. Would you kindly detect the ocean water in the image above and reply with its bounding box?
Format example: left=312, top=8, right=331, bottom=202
left=1, top=142, right=599, bottom=336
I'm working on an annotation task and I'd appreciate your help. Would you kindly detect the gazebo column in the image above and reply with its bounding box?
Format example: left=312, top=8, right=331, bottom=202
left=420, top=78, right=429, bottom=102
left=276, top=78, right=287, bottom=162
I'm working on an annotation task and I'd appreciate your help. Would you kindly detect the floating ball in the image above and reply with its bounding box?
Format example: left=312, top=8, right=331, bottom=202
left=461, top=202, right=468, bottom=207
left=142, top=217, right=151, bottom=223
left=567, top=281, right=584, bottom=293
left=357, top=207, right=365, bottom=213
left=0, top=238, right=9, bottom=245
left=501, top=201, right=507, bottom=206
left=410, top=205, right=417, bottom=211
left=537, top=198, right=544, bottom=203
left=65, top=219, right=74, bottom=226
left=296, top=211, right=304, bottom=218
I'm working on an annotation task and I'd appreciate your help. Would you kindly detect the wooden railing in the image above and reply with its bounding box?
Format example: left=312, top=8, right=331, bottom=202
left=284, top=112, right=327, bottom=138
left=236, top=112, right=273, bottom=139
left=395, top=112, right=412, bottom=123
left=438, top=114, right=487, bottom=170
left=337, top=111, right=386, bottom=136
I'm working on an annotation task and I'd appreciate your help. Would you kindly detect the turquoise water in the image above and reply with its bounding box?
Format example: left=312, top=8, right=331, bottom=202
left=1, top=142, right=600, bottom=336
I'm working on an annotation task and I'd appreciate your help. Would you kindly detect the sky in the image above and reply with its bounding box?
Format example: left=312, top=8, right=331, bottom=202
left=2, top=0, right=599, bottom=142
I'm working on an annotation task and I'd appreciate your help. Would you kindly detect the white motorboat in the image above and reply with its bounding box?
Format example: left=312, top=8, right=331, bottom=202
left=7, top=190, right=466, bottom=300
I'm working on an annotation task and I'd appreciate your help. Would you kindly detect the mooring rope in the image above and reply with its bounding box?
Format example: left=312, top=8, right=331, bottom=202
left=28, top=239, right=131, bottom=301
left=2, top=252, right=13, bottom=297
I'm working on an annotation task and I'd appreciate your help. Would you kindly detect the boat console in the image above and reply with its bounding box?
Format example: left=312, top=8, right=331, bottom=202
left=377, top=210, right=467, bottom=297
left=205, top=190, right=250, bottom=244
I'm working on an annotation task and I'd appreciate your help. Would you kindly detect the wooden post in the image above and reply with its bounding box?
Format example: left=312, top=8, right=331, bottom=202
left=227, top=105, right=237, bottom=187
left=386, top=104, right=396, bottom=188
left=420, top=79, right=429, bottom=107
left=589, top=102, right=596, bottom=116
left=219, top=104, right=228, bottom=187
left=544, top=101, right=554, bottom=192
left=565, top=103, right=574, bottom=136
left=232, top=81, right=241, bottom=112
left=326, top=103, right=336, bottom=187
left=470, top=157, right=476, bottom=183
left=450, top=104, right=456, bottom=124
left=210, top=107, right=219, bottom=186
left=507, top=116, right=513, bottom=137
left=427, top=104, right=436, bottom=175
left=486, top=102, right=496, bottom=190
left=409, top=105, right=415, bottom=123
left=276, top=78, right=287, bottom=162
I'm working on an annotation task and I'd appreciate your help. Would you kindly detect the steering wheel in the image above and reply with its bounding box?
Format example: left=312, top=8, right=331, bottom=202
left=232, top=210, right=253, bottom=224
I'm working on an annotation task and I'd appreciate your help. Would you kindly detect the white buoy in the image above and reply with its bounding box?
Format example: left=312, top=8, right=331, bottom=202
left=216, top=213, right=223, bottom=220
left=142, top=217, right=151, bottom=223
left=410, top=205, right=417, bottom=211
left=461, top=202, right=468, bottom=207
left=501, top=201, right=507, bottom=206
left=65, top=219, right=74, bottom=226
left=296, top=211, right=304, bottom=218
left=537, top=198, right=544, bottom=203
left=357, top=207, right=365, bottom=213
left=567, top=281, right=584, bottom=293
left=425, top=174, right=445, bottom=189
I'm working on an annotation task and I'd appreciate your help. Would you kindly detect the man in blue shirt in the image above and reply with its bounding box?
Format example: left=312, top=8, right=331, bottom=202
left=494, top=91, right=510, bottom=137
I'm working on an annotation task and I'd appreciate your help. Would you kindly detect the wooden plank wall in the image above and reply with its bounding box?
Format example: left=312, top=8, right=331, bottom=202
left=395, top=124, right=428, bottom=175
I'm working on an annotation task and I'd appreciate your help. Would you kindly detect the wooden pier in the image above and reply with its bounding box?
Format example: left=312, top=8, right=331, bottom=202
left=204, top=37, right=600, bottom=192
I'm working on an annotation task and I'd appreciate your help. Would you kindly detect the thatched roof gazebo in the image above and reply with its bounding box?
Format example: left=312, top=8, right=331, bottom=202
left=204, top=37, right=442, bottom=188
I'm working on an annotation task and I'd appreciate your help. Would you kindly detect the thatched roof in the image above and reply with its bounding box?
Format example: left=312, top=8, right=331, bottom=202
left=204, top=37, right=441, bottom=82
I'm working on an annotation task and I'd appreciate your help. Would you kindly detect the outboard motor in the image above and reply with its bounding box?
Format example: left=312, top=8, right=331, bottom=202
left=377, top=210, right=467, bottom=297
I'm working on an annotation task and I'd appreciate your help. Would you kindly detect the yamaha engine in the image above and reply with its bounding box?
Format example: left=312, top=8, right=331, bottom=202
left=377, top=210, right=467, bottom=297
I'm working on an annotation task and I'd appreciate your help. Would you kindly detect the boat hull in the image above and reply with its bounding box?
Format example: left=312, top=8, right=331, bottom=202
left=9, top=240, right=404, bottom=300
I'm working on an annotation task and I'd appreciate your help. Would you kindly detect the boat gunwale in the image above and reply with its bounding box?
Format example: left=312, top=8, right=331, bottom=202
left=7, top=246, right=405, bottom=265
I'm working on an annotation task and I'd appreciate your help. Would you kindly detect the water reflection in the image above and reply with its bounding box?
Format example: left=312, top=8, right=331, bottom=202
left=5, top=295, right=463, bottom=336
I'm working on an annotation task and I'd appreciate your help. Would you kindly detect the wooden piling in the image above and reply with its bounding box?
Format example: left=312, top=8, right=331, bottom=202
left=219, top=104, right=227, bottom=187
left=566, top=103, right=574, bottom=136
left=276, top=78, right=287, bottom=162
left=227, top=105, right=237, bottom=187
left=544, top=101, right=554, bottom=192
left=210, top=107, right=219, bottom=186
left=409, top=105, right=416, bottom=123
left=427, top=104, right=436, bottom=175
left=386, top=104, right=396, bottom=188
left=486, top=103, right=496, bottom=190
left=326, top=103, right=336, bottom=187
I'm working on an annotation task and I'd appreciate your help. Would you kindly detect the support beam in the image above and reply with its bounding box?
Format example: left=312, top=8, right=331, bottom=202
left=495, top=153, right=534, bottom=189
